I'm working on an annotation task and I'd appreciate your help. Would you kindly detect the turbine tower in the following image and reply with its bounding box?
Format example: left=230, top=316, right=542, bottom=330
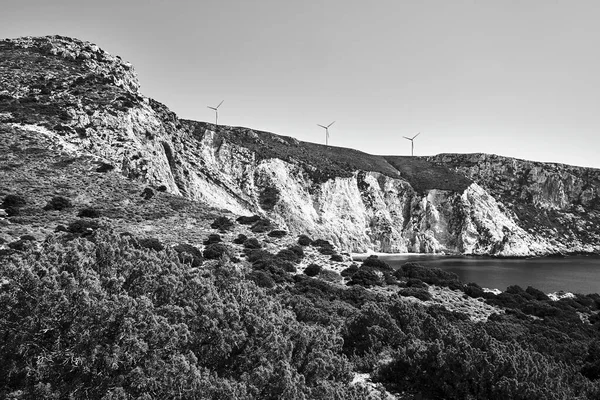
left=317, top=121, right=335, bottom=146
left=403, top=132, right=421, bottom=156
left=207, top=100, right=224, bottom=127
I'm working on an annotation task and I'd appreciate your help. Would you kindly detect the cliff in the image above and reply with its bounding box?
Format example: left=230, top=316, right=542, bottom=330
left=2, top=35, right=599, bottom=256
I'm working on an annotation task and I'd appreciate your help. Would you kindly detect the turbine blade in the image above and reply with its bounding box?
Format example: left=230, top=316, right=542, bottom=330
left=402, top=136, right=411, bottom=140
left=327, top=121, right=335, bottom=128
left=412, top=132, right=421, bottom=139
left=216, top=100, right=224, bottom=109
left=208, top=106, right=217, bottom=110
left=317, top=124, right=327, bottom=129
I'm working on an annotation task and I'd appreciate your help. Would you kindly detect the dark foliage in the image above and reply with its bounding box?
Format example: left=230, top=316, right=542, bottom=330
left=67, top=219, right=100, bottom=235
left=77, top=207, right=101, bottom=218
left=287, top=245, right=304, bottom=259
left=243, top=237, right=261, bottom=249
left=138, top=237, right=164, bottom=251
left=312, top=239, right=336, bottom=255
left=398, top=287, right=432, bottom=301
left=173, top=243, right=203, bottom=267
left=341, top=263, right=360, bottom=278
left=203, top=234, right=222, bottom=245
left=330, top=254, right=344, bottom=262
left=276, top=249, right=301, bottom=264
left=348, top=268, right=383, bottom=287
left=236, top=215, right=261, bottom=225
left=297, top=234, right=313, bottom=246
left=1, top=194, right=26, bottom=209
left=141, top=187, right=154, bottom=200
left=233, top=233, right=248, bottom=244
left=157, top=185, right=168, bottom=192
left=203, top=243, right=229, bottom=259
left=96, top=162, right=115, bottom=172
left=43, top=196, right=73, bottom=211
left=247, top=270, right=276, bottom=288
left=304, top=263, right=322, bottom=277
left=268, top=229, right=287, bottom=238
left=394, top=262, right=459, bottom=287
left=406, top=278, right=427, bottom=288
left=210, top=216, right=234, bottom=232
left=250, top=218, right=273, bottom=233
left=361, top=255, right=393, bottom=272
left=259, top=186, right=280, bottom=210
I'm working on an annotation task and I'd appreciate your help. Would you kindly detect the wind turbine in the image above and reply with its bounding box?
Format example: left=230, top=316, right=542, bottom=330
left=317, top=121, right=335, bottom=146
left=403, top=132, right=421, bottom=156
left=207, top=100, right=224, bottom=127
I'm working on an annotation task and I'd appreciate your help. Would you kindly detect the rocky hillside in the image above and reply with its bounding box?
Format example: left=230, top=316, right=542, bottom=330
left=2, top=35, right=600, bottom=256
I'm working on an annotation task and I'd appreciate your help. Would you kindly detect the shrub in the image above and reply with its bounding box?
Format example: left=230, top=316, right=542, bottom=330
left=330, top=254, right=344, bottom=262
left=20, top=235, right=36, bottom=241
left=304, top=263, right=322, bottom=277
left=276, top=249, right=301, bottom=263
left=210, top=216, right=234, bottom=232
left=247, top=270, right=275, bottom=288
left=43, top=196, right=72, bottom=211
left=259, top=186, right=280, bottom=210
left=138, top=238, right=164, bottom=251
left=320, top=269, right=343, bottom=283
left=95, top=162, right=114, bottom=172
left=287, top=245, right=304, bottom=259
left=250, top=218, right=272, bottom=233
left=173, top=243, right=203, bottom=267
left=297, top=234, right=313, bottom=246
left=243, top=237, right=261, bottom=249
left=203, top=234, right=222, bottom=245
left=361, top=255, right=393, bottom=272
left=236, top=215, right=261, bottom=225
left=348, top=268, right=383, bottom=287
left=394, top=262, right=459, bottom=287
left=268, top=230, right=287, bottom=238
left=157, top=185, right=168, bottom=192
left=141, top=187, right=154, bottom=200
left=78, top=207, right=101, bottom=218
left=526, top=286, right=550, bottom=301
left=203, top=243, right=228, bottom=259
left=2, top=194, right=26, bottom=209
left=67, top=219, right=100, bottom=235
left=399, top=287, right=432, bottom=301
left=341, top=264, right=359, bottom=278
left=233, top=234, right=248, bottom=244
left=8, top=240, right=32, bottom=251
left=463, top=282, right=485, bottom=298
left=406, top=278, right=428, bottom=288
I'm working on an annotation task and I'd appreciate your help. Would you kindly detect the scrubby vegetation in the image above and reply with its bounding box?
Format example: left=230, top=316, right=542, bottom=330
left=2, top=232, right=600, bottom=399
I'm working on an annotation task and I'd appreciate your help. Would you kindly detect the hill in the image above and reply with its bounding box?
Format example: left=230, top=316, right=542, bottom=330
left=1, top=35, right=600, bottom=256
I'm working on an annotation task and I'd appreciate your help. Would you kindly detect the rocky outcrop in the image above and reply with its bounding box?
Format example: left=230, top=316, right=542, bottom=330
left=2, top=36, right=599, bottom=256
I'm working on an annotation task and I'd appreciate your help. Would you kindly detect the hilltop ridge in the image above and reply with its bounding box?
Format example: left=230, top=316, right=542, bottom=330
left=1, top=35, right=600, bottom=256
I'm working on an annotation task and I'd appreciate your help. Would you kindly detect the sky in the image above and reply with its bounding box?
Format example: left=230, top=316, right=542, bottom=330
left=3, top=0, right=600, bottom=168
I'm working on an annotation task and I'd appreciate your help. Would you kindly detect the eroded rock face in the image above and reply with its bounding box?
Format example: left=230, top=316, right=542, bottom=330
left=2, top=36, right=599, bottom=256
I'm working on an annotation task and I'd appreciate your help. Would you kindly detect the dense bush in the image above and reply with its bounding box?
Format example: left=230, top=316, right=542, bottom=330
left=236, top=215, right=261, bottom=225
left=247, top=270, right=276, bottom=288
left=287, top=245, right=304, bottom=259
left=268, top=229, right=287, bottom=238
left=341, top=263, right=360, bottom=278
left=348, top=268, right=383, bottom=287
left=210, top=216, right=234, bottom=232
left=1, top=194, right=26, bottom=209
left=67, top=219, right=100, bottom=235
left=43, top=196, right=72, bottom=211
left=203, top=234, right=222, bottom=245
left=137, top=237, right=164, bottom=251
left=304, top=263, right=322, bottom=277
left=276, top=249, right=301, bottom=264
left=394, top=262, right=459, bottom=287
left=297, top=234, right=313, bottom=246
left=95, top=162, right=114, bottom=172
left=0, top=233, right=368, bottom=399
left=172, top=243, right=203, bottom=267
left=312, top=239, right=336, bottom=255
left=361, top=255, right=393, bottom=272
left=77, top=207, right=101, bottom=218
left=203, top=243, right=229, bottom=259
left=243, top=237, right=262, bottom=249
left=398, top=287, right=432, bottom=301
left=330, top=254, right=344, bottom=262
left=233, top=233, right=248, bottom=244
left=250, top=218, right=272, bottom=233
left=259, top=186, right=280, bottom=210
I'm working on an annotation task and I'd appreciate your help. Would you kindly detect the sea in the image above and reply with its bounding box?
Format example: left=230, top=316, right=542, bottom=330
left=352, top=254, right=600, bottom=295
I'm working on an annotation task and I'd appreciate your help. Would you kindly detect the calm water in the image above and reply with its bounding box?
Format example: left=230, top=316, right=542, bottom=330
left=354, top=254, right=600, bottom=295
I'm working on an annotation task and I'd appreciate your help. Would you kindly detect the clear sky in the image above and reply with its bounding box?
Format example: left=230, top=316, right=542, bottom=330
left=3, top=0, right=600, bottom=168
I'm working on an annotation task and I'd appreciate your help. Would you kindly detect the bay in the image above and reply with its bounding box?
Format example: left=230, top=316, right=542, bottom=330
left=353, top=254, right=600, bottom=295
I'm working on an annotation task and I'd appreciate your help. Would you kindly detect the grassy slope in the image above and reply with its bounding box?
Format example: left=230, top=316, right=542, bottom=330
left=0, top=124, right=223, bottom=246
